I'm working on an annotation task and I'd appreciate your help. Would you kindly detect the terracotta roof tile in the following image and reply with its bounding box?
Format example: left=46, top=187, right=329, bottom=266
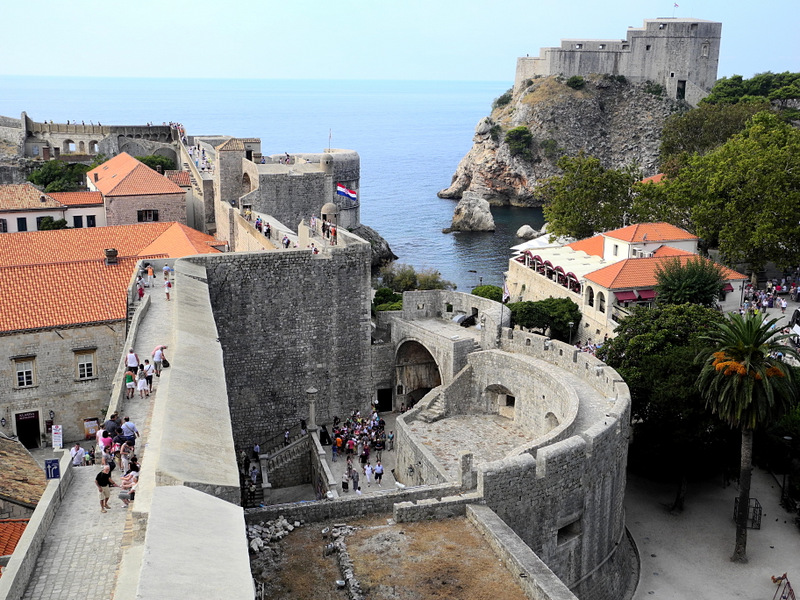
left=566, top=235, right=604, bottom=257
left=0, top=184, right=63, bottom=210
left=164, top=170, right=191, bottom=187
left=47, top=191, right=104, bottom=206
left=586, top=255, right=747, bottom=290
left=640, top=173, right=666, bottom=185
left=603, top=222, right=697, bottom=243
left=653, top=245, right=694, bottom=257
left=0, top=438, right=46, bottom=507
left=86, top=153, right=184, bottom=197
left=0, top=519, right=29, bottom=560
left=0, top=223, right=222, bottom=332
left=216, top=138, right=245, bottom=151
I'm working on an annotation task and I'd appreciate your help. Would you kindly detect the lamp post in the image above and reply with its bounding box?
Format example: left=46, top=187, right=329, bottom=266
left=306, top=386, right=318, bottom=432
left=568, top=321, right=574, bottom=345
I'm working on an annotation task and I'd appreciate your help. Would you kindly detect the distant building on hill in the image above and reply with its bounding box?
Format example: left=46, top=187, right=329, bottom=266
left=515, top=18, right=722, bottom=106
left=0, top=184, right=105, bottom=233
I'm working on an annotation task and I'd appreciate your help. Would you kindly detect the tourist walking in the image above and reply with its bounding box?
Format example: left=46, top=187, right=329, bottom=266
left=164, top=277, right=172, bottom=301
left=124, top=368, right=136, bottom=399
left=374, top=461, right=384, bottom=486
left=152, top=345, right=167, bottom=375
left=364, top=462, right=373, bottom=487
left=137, top=366, right=149, bottom=398
left=144, top=360, right=155, bottom=391
left=125, top=348, right=139, bottom=373
left=95, top=465, right=117, bottom=513
left=70, top=443, right=85, bottom=467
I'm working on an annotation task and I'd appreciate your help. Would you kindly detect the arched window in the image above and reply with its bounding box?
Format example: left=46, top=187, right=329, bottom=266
left=597, top=292, right=606, bottom=313
left=587, top=286, right=595, bottom=307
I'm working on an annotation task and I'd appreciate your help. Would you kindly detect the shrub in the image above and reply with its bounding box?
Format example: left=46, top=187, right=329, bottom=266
left=539, top=139, right=561, bottom=161
left=135, top=155, right=176, bottom=172
left=566, top=76, right=585, bottom=90
left=375, top=300, right=403, bottom=312
left=643, top=81, right=665, bottom=96
left=489, top=124, right=502, bottom=143
left=504, top=126, right=534, bottom=161
left=471, top=285, right=503, bottom=303
left=492, top=89, right=513, bottom=110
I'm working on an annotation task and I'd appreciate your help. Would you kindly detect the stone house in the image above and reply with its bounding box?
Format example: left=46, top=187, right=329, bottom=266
left=506, top=222, right=747, bottom=342
left=86, top=153, right=187, bottom=226
left=0, top=184, right=105, bottom=233
left=0, top=223, right=224, bottom=446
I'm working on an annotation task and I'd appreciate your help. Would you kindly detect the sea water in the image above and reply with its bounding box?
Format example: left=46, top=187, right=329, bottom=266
left=0, top=76, right=544, bottom=290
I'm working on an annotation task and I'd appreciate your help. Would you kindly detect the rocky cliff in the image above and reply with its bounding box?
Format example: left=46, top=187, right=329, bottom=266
left=439, top=75, right=682, bottom=208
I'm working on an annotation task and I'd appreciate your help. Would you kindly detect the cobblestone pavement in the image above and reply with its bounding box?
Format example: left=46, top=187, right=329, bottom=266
left=22, top=274, right=175, bottom=600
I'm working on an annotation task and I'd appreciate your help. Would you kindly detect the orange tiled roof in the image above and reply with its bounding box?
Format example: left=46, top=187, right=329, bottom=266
left=47, top=191, right=104, bottom=206
left=586, top=255, right=747, bottom=290
left=640, top=173, right=666, bottom=185
left=0, top=223, right=222, bottom=332
left=0, top=257, right=148, bottom=332
left=566, top=235, right=604, bottom=257
left=164, top=170, right=191, bottom=187
left=0, top=184, right=63, bottom=210
left=86, top=153, right=184, bottom=197
left=604, top=222, right=697, bottom=243
left=0, top=519, right=29, bottom=560
left=0, top=438, right=46, bottom=507
left=216, top=138, right=245, bottom=151
left=653, top=246, right=694, bottom=257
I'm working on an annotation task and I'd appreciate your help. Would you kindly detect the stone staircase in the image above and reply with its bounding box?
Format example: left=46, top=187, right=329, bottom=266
left=416, top=393, right=446, bottom=423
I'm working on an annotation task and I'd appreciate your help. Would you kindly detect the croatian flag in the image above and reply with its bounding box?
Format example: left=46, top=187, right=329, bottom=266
left=336, top=183, right=357, bottom=202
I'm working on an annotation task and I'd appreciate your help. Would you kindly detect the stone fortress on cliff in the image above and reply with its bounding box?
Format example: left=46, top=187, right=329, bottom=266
left=515, top=18, right=722, bottom=106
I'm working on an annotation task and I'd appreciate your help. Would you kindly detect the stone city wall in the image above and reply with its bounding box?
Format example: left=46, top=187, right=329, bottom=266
left=0, top=451, right=73, bottom=600
left=200, top=241, right=373, bottom=452
left=393, top=403, right=451, bottom=486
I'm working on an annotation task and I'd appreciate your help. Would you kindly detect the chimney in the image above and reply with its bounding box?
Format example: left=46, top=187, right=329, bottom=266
left=94, top=173, right=98, bottom=182
left=40, top=195, right=46, bottom=203
left=104, top=248, right=118, bottom=265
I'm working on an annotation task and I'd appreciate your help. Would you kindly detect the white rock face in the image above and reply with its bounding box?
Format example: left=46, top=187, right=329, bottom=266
left=516, top=225, right=537, bottom=239
left=449, top=192, right=496, bottom=232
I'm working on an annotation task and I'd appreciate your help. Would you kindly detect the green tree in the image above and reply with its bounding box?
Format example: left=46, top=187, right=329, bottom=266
left=28, top=161, right=89, bottom=192
left=135, top=155, right=176, bottom=172
left=508, top=301, right=548, bottom=333
left=378, top=263, right=455, bottom=293
left=598, top=304, right=727, bottom=510
left=416, top=268, right=456, bottom=291
left=655, top=257, right=726, bottom=307
left=37, top=216, right=69, bottom=230
left=696, top=313, right=799, bottom=562
left=540, top=153, right=640, bottom=239
left=508, top=297, right=581, bottom=341
left=504, top=126, right=534, bottom=161
left=659, top=102, right=769, bottom=164
left=703, top=72, right=800, bottom=105
left=471, top=285, right=503, bottom=303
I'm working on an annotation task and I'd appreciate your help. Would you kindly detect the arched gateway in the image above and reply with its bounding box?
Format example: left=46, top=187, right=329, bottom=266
left=395, top=340, right=441, bottom=410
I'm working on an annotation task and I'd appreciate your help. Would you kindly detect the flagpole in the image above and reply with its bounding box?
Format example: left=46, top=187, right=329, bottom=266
left=328, top=128, right=332, bottom=152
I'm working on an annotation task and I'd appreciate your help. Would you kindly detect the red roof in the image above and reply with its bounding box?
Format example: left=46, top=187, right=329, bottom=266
left=87, top=153, right=184, bottom=197
left=586, top=255, right=746, bottom=290
left=640, top=173, right=666, bottom=185
left=603, top=222, right=697, bottom=243
left=165, top=170, right=191, bottom=187
left=0, top=519, right=29, bottom=559
left=0, top=223, right=223, bottom=332
left=47, top=191, right=104, bottom=206
left=0, top=184, right=62, bottom=210
left=566, top=235, right=604, bottom=257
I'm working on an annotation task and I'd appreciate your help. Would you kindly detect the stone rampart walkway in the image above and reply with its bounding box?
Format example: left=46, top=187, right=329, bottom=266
left=22, top=275, right=175, bottom=600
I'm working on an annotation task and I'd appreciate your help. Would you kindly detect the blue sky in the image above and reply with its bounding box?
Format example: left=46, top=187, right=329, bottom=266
left=0, top=0, right=796, bottom=81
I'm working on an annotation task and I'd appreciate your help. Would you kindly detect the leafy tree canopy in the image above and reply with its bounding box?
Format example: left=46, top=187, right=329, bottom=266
left=702, top=71, right=800, bottom=105
left=135, top=155, right=176, bottom=172
left=378, top=263, right=456, bottom=294
left=655, top=256, right=726, bottom=307
left=28, top=161, right=90, bottom=193
left=508, top=297, right=581, bottom=342
left=37, top=216, right=69, bottom=230
left=540, top=153, right=640, bottom=240
left=471, top=285, right=503, bottom=303
left=504, top=126, right=534, bottom=161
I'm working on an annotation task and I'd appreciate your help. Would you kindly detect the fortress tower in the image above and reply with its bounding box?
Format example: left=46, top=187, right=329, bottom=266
left=515, top=18, right=722, bottom=106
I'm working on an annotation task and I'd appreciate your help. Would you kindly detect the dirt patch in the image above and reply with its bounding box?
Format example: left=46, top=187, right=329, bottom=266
left=258, top=514, right=529, bottom=600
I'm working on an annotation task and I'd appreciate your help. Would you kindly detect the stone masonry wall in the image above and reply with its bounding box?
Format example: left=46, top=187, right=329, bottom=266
left=201, top=243, right=373, bottom=452
left=104, top=192, right=187, bottom=227
left=0, top=323, right=126, bottom=443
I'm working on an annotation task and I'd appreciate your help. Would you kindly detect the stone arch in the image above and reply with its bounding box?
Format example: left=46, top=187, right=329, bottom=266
left=395, top=340, right=441, bottom=410
left=152, top=146, right=178, bottom=167
left=544, top=411, right=559, bottom=432
left=586, top=285, right=595, bottom=308
left=597, top=291, right=606, bottom=313
left=89, top=141, right=99, bottom=154
left=242, top=172, right=253, bottom=195
left=485, top=383, right=516, bottom=419
left=78, top=141, right=86, bottom=153
left=63, top=139, right=75, bottom=154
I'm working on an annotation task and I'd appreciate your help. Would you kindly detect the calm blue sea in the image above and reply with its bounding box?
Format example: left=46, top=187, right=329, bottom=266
left=0, top=76, right=544, bottom=290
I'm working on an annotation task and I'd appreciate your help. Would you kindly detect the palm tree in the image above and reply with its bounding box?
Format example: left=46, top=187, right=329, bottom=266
left=696, top=312, right=798, bottom=562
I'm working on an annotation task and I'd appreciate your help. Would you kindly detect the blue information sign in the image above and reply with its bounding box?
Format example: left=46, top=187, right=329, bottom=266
left=45, top=459, right=61, bottom=480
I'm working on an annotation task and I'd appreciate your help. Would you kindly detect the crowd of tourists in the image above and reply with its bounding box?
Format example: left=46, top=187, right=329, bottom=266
left=330, top=409, right=392, bottom=493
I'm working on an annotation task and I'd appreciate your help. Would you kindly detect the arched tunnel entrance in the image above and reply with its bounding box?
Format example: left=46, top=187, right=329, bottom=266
left=395, top=340, right=441, bottom=410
